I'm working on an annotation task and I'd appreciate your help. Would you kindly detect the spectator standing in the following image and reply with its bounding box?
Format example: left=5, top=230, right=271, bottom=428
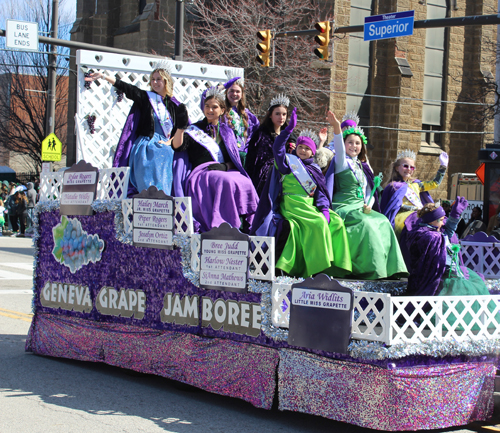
left=26, top=182, right=37, bottom=231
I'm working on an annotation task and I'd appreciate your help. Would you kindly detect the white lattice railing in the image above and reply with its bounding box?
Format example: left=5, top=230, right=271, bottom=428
left=272, top=283, right=500, bottom=345
left=191, top=234, right=275, bottom=281
left=76, top=50, right=242, bottom=169
left=461, top=239, right=500, bottom=279
left=95, top=167, right=130, bottom=200
left=39, top=172, right=64, bottom=201
left=121, top=198, right=194, bottom=236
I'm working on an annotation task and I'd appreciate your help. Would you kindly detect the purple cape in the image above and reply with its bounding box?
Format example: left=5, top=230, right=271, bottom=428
left=324, top=157, right=380, bottom=212
left=113, top=97, right=184, bottom=197
left=380, top=180, right=433, bottom=228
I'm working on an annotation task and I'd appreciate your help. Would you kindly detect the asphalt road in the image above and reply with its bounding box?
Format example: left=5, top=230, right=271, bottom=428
left=0, top=236, right=498, bottom=433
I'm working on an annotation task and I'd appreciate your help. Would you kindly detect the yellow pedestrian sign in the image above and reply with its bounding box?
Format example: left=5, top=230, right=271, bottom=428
left=42, top=133, right=62, bottom=161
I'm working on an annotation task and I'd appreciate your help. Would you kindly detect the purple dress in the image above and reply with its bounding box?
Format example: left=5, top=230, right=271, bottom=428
left=176, top=119, right=259, bottom=233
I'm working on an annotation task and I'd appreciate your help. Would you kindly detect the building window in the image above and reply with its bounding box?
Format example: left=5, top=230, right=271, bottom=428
left=421, top=0, right=448, bottom=145
left=346, top=0, right=373, bottom=127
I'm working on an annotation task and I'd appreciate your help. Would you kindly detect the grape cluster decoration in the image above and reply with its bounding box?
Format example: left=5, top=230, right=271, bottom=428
left=116, top=90, right=124, bottom=102
left=83, top=70, right=94, bottom=90
left=86, top=114, right=96, bottom=134
left=52, top=216, right=105, bottom=274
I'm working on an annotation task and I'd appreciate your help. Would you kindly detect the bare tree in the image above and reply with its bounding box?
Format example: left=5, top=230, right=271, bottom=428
left=0, top=0, right=72, bottom=172
left=170, top=0, right=333, bottom=123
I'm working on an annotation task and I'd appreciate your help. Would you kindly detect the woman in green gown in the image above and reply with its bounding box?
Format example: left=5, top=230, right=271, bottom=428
left=270, top=108, right=352, bottom=278
left=325, top=111, right=408, bottom=280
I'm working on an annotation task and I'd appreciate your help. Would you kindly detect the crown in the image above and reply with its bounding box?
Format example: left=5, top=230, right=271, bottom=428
left=341, top=111, right=360, bottom=126
left=269, top=94, right=290, bottom=109
left=342, top=126, right=367, bottom=145
left=205, top=86, right=225, bottom=100
left=396, top=149, right=417, bottom=161
left=299, top=129, right=320, bottom=146
left=225, top=68, right=244, bottom=86
left=152, top=59, right=173, bottom=74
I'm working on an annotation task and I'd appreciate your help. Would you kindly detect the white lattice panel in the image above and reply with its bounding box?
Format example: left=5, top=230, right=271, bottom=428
left=461, top=240, right=500, bottom=279
left=249, top=237, right=275, bottom=281
left=76, top=50, right=242, bottom=169
left=39, top=172, right=63, bottom=201
left=96, top=167, right=130, bottom=200
left=174, top=197, right=194, bottom=235
left=390, top=295, right=500, bottom=344
left=122, top=198, right=194, bottom=236
left=270, top=283, right=500, bottom=345
left=190, top=234, right=275, bottom=282
left=121, top=199, right=133, bottom=234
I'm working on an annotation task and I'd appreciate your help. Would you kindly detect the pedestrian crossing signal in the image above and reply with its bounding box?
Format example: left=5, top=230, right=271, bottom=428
left=314, top=21, right=331, bottom=61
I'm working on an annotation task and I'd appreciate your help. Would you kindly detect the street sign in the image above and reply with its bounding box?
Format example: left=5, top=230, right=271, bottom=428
left=42, top=133, right=62, bottom=162
left=5, top=20, right=39, bottom=52
left=364, top=11, right=414, bottom=42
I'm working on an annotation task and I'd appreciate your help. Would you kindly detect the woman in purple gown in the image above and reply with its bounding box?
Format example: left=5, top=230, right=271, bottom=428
left=173, top=87, right=258, bottom=233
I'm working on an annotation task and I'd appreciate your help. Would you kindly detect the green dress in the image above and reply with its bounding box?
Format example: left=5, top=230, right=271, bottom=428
left=332, top=169, right=408, bottom=280
left=276, top=173, right=352, bottom=278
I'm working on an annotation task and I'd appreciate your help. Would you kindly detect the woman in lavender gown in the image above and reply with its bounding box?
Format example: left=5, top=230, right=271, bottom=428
left=173, top=87, right=258, bottom=233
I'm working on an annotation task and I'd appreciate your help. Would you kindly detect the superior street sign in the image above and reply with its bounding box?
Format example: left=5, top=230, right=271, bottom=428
left=6, top=20, right=39, bottom=52
left=364, top=11, right=414, bottom=42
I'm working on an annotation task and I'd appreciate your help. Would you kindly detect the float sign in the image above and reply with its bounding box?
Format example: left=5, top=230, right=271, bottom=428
left=199, top=223, right=250, bottom=293
left=132, top=186, right=174, bottom=250
left=288, top=274, right=353, bottom=354
left=60, top=160, right=98, bottom=216
left=364, top=10, right=414, bottom=41
left=6, top=20, right=38, bottom=52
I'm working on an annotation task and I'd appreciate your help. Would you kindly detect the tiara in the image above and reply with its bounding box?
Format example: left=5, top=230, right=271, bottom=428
left=342, top=127, right=367, bottom=145
left=225, top=68, right=244, bottom=86
left=152, top=59, right=173, bottom=74
left=299, top=129, right=320, bottom=146
left=269, top=94, right=289, bottom=109
left=341, top=111, right=360, bottom=126
left=396, top=149, right=416, bottom=161
left=205, top=86, right=225, bottom=100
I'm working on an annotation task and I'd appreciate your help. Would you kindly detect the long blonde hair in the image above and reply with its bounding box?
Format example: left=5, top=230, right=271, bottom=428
left=149, top=68, right=173, bottom=97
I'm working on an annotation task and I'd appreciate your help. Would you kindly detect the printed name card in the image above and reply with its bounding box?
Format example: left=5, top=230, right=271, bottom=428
left=288, top=274, right=353, bottom=354
left=60, top=160, right=99, bottom=216
left=132, top=186, right=174, bottom=250
left=199, top=223, right=250, bottom=293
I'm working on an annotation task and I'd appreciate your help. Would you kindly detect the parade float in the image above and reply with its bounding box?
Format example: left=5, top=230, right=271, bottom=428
left=26, top=50, right=500, bottom=431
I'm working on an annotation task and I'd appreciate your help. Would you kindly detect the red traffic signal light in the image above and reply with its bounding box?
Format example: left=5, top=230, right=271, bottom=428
left=256, top=29, right=272, bottom=67
left=314, top=21, right=331, bottom=61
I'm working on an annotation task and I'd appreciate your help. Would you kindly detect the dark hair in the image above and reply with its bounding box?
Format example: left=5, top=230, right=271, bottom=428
left=260, top=104, right=288, bottom=134
left=225, top=82, right=249, bottom=138
left=343, top=132, right=367, bottom=163
left=417, top=203, right=439, bottom=219
left=205, top=94, right=232, bottom=124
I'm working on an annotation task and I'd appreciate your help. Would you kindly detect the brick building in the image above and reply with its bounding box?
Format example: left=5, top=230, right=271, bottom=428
left=68, top=0, right=497, bottom=199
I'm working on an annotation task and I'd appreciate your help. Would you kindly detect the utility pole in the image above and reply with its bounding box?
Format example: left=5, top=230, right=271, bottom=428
left=45, top=0, right=58, bottom=137
left=174, top=0, right=184, bottom=61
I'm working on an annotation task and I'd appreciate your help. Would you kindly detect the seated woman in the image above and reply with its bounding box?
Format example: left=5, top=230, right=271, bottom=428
left=251, top=108, right=352, bottom=278
left=245, top=94, right=291, bottom=196
left=325, top=111, right=407, bottom=280
left=381, top=149, right=448, bottom=238
left=173, top=87, right=259, bottom=233
left=85, top=61, right=189, bottom=195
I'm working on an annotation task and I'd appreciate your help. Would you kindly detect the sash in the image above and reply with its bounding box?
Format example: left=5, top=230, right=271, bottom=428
left=346, top=157, right=367, bottom=200
left=147, top=91, right=173, bottom=139
left=404, top=183, right=423, bottom=209
left=230, top=108, right=246, bottom=148
left=185, top=125, right=225, bottom=163
left=286, top=154, right=317, bottom=196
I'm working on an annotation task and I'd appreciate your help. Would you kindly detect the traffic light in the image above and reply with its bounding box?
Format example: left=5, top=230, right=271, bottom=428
left=256, top=30, right=272, bottom=67
left=314, top=21, right=331, bottom=61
